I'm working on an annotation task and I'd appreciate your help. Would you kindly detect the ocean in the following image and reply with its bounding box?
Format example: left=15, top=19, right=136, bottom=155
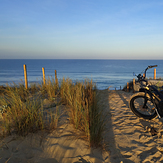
left=0, top=59, right=163, bottom=90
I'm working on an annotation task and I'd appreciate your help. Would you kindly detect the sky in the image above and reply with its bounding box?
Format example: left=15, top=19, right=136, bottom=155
left=0, top=0, right=163, bottom=59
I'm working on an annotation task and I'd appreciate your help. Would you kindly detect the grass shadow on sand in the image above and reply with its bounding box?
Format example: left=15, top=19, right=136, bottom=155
left=98, top=89, right=135, bottom=163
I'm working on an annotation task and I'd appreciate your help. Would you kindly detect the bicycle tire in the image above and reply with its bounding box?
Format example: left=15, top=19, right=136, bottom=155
left=129, top=92, right=157, bottom=120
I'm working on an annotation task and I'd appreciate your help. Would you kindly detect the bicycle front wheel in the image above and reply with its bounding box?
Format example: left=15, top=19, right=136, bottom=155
left=129, top=92, right=157, bottom=120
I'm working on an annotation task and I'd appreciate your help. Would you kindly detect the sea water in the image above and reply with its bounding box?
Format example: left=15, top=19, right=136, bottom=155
left=0, top=59, right=163, bottom=90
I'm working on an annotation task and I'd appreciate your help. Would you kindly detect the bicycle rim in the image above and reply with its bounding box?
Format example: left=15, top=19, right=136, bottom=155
left=130, top=92, right=157, bottom=119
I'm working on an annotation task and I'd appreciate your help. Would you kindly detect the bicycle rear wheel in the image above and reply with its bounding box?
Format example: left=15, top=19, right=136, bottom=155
left=129, top=92, right=157, bottom=120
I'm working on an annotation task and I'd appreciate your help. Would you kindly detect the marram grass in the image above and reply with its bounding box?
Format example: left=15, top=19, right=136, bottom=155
left=60, top=78, right=105, bottom=147
left=0, top=77, right=105, bottom=147
left=0, top=80, right=59, bottom=137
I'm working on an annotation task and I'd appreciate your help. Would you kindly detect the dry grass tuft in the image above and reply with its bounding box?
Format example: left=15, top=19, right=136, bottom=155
left=60, top=78, right=105, bottom=147
left=0, top=81, right=59, bottom=137
left=0, top=77, right=105, bottom=147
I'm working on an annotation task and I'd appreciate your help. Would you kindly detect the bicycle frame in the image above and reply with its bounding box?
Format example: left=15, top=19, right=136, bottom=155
left=135, top=65, right=163, bottom=118
left=139, top=79, right=163, bottom=118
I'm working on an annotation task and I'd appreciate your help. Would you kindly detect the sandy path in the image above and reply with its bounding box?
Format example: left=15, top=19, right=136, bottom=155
left=1, top=90, right=163, bottom=163
left=99, top=90, right=163, bottom=163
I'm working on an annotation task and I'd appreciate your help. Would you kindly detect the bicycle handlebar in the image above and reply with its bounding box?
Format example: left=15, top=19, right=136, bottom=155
left=148, top=65, right=158, bottom=69
left=136, top=65, right=158, bottom=82
left=144, top=65, right=158, bottom=78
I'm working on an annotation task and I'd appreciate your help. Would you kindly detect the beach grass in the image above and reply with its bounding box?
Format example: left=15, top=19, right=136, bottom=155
left=0, top=80, right=59, bottom=137
left=60, top=78, right=105, bottom=147
left=0, top=85, right=42, bottom=136
left=0, top=77, right=105, bottom=147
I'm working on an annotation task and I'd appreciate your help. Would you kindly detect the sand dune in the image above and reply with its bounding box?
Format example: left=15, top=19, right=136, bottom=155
left=1, top=90, right=163, bottom=163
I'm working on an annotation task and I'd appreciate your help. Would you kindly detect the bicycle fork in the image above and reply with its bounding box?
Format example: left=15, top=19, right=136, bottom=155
left=143, top=92, right=161, bottom=118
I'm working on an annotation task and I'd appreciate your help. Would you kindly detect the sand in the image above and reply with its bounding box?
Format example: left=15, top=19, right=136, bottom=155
left=1, top=90, right=163, bottom=163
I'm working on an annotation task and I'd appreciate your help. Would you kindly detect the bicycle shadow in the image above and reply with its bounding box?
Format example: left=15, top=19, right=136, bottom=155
left=118, top=90, right=163, bottom=140
left=118, top=91, right=163, bottom=129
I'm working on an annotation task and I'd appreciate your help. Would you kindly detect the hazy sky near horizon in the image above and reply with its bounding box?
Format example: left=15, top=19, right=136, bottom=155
left=0, top=0, right=163, bottom=59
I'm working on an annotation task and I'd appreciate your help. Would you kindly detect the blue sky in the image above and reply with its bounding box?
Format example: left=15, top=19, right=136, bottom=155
left=0, top=0, right=163, bottom=59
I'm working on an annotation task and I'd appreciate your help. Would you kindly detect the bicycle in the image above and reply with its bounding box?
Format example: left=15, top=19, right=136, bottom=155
left=129, top=65, right=163, bottom=120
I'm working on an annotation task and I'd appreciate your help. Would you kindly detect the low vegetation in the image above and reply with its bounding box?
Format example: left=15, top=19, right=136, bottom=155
left=0, top=83, right=59, bottom=137
left=60, top=78, right=105, bottom=147
left=123, top=79, right=163, bottom=92
left=0, top=77, right=105, bottom=147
